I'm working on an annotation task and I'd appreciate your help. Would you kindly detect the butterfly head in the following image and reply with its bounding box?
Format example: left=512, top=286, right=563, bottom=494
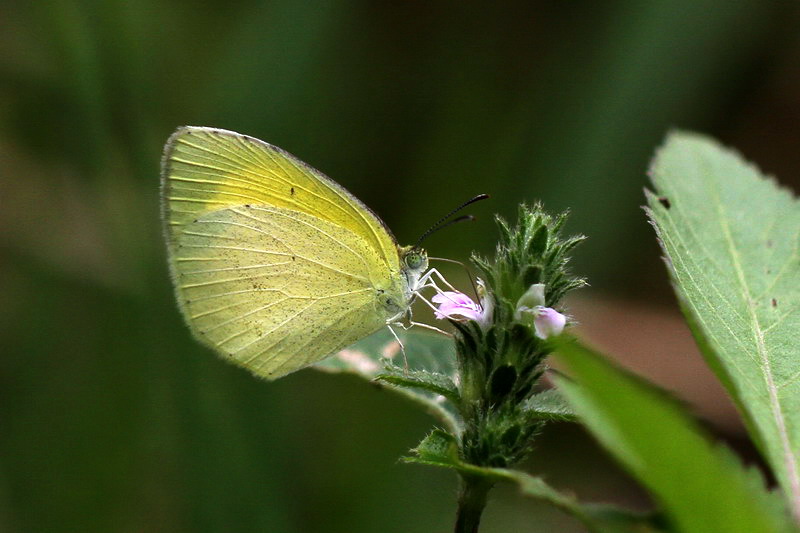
left=399, top=246, right=429, bottom=290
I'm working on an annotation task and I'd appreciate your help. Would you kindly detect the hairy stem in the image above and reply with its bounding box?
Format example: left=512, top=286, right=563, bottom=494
left=454, top=475, right=494, bottom=533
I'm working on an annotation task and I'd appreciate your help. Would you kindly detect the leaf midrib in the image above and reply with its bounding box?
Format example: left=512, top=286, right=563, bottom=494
left=703, top=154, right=800, bottom=516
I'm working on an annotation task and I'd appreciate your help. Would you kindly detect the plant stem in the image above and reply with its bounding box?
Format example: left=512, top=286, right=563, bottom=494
left=454, top=474, right=494, bottom=533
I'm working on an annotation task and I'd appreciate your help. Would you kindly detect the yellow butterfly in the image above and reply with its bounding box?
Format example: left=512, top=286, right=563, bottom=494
left=162, top=127, right=449, bottom=380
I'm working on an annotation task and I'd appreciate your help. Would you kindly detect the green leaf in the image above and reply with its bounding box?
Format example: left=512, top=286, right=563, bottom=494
left=314, top=329, right=461, bottom=432
left=404, top=429, right=462, bottom=467
left=375, top=364, right=460, bottom=405
left=647, top=132, right=800, bottom=520
left=405, top=430, right=660, bottom=533
left=522, top=388, right=578, bottom=422
left=554, top=339, right=792, bottom=533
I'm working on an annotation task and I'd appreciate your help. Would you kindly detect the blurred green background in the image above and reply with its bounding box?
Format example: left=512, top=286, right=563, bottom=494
left=3, top=1, right=800, bottom=531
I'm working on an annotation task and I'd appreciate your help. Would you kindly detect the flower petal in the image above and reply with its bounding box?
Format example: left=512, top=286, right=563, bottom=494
left=516, top=283, right=546, bottom=310
left=432, top=291, right=485, bottom=322
left=533, top=307, right=567, bottom=339
left=432, top=291, right=474, bottom=307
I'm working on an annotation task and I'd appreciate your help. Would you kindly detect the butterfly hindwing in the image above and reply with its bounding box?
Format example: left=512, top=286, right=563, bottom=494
left=161, top=127, right=407, bottom=379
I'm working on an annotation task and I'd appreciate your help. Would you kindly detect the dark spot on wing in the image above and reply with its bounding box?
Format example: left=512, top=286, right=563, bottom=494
left=658, top=196, right=671, bottom=209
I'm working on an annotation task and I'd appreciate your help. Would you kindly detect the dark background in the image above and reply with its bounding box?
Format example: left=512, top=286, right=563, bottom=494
left=3, top=1, right=800, bottom=531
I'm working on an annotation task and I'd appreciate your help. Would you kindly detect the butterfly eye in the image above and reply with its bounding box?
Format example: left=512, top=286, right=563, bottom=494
left=405, top=252, right=424, bottom=270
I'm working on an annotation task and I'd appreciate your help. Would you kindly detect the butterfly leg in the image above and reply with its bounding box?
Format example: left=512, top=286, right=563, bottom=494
left=428, top=257, right=481, bottom=301
left=416, top=268, right=480, bottom=310
left=416, top=281, right=471, bottom=312
left=405, top=268, right=470, bottom=339
left=416, top=267, right=459, bottom=293
left=408, top=320, right=452, bottom=337
left=412, top=288, right=456, bottom=315
left=429, top=267, right=460, bottom=292
left=386, top=323, right=408, bottom=373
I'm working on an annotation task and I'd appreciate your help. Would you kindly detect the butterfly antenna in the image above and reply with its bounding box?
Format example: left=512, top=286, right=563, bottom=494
left=415, top=194, right=490, bottom=247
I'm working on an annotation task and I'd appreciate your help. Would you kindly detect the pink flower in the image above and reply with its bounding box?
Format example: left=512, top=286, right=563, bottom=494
left=432, top=292, right=484, bottom=321
left=532, top=306, right=566, bottom=339
left=514, top=283, right=567, bottom=339
left=432, top=280, right=492, bottom=329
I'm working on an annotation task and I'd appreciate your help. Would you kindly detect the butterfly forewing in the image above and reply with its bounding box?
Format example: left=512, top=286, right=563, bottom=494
left=162, top=127, right=399, bottom=267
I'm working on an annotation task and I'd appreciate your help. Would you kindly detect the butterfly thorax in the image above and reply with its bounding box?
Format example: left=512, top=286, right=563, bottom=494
left=368, top=246, right=425, bottom=327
